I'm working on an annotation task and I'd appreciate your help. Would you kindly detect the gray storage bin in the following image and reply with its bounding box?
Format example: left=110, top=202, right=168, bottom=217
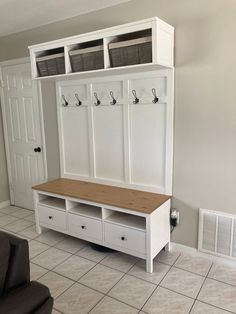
left=109, top=36, right=152, bottom=67
left=69, top=45, right=104, bottom=72
left=36, top=53, right=65, bottom=77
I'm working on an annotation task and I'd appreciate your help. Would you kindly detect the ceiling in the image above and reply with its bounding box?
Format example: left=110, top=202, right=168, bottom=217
left=0, top=0, right=130, bottom=37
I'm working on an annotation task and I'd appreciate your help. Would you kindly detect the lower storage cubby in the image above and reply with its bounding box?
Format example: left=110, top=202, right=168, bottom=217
left=38, top=205, right=66, bottom=230
left=68, top=213, right=103, bottom=241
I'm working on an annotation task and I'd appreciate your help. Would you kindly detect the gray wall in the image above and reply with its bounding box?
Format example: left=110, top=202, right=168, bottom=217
left=0, top=0, right=236, bottom=247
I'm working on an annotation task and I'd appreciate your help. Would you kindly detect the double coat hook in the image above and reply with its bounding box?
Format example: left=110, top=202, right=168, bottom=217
left=62, top=95, right=68, bottom=107
left=132, top=90, right=139, bottom=104
left=110, top=91, right=117, bottom=105
left=75, top=93, right=82, bottom=106
left=94, top=92, right=101, bottom=106
left=152, top=88, right=159, bottom=103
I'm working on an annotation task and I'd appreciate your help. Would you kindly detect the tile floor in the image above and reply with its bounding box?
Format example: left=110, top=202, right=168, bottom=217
left=1, top=205, right=236, bottom=313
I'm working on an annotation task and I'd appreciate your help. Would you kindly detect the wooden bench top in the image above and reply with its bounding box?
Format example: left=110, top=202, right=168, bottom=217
left=33, top=178, right=171, bottom=214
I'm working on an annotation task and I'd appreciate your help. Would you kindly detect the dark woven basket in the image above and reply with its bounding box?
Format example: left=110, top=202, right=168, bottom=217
left=109, top=36, right=152, bottom=68
left=69, top=45, right=104, bottom=72
left=36, top=53, right=65, bottom=77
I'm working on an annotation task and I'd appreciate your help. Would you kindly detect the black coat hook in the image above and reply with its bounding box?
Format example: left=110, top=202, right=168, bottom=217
left=62, top=95, right=68, bottom=107
left=75, top=93, right=82, bottom=106
left=152, top=88, right=159, bottom=103
left=94, top=92, right=101, bottom=106
left=132, top=90, right=139, bottom=104
left=110, top=91, right=117, bottom=105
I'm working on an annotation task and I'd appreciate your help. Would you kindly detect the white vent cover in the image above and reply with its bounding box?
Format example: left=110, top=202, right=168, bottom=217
left=198, top=208, right=236, bottom=260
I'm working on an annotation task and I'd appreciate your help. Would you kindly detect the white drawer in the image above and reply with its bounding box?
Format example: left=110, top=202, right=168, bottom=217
left=38, top=205, right=66, bottom=230
left=104, top=222, right=146, bottom=254
left=68, top=213, right=102, bottom=241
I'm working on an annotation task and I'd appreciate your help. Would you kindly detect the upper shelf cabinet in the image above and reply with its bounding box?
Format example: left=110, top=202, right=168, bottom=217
left=29, top=17, right=174, bottom=80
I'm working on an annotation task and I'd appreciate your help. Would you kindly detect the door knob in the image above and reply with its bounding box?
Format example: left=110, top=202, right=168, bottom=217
left=34, top=147, right=41, bottom=153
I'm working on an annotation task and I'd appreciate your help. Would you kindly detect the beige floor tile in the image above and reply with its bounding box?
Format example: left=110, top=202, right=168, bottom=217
left=128, top=260, right=170, bottom=284
left=55, top=283, right=103, bottom=314
left=32, top=247, right=71, bottom=270
left=143, top=286, right=194, bottom=314
left=30, top=262, right=48, bottom=280
left=160, top=267, right=204, bottom=298
left=208, top=262, right=236, bottom=286
left=90, top=296, right=138, bottom=314
left=54, top=255, right=96, bottom=280
left=24, top=213, right=36, bottom=222
left=174, top=253, right=212, bottom=276
left=198, top=278, right=236, bottom=313
left=38, top=271, right=74, bottom=298
left=4, top=219, right=33, bottom=232
left=0, top=206, right=20, bottom=215
left=35, top=230, right=66, bottom=245
left=108, top=274, right=156, bottom=309
left=79, top=264, right=124, bottom=293
left=11, top=208, right=33, bottom=218
left=52, top=309, right=61, bottom=314
left=191, top=301, right=230, bottom=314
left=101, top=252, right=139, bottom=272
left=0, top=215, right=19, bottom=227
left=55, top=236, right=87, bottom=254
left=154, top=249, right=180, bottom=265
left=29, top=240, right=50, bottom=259
left=76, top=245, right=108, bottom=262
left=18, top=225, right=39, bottom=239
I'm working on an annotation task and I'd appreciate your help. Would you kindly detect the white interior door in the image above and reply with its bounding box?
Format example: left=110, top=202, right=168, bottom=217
left=1, top=62, right=46, bottom=210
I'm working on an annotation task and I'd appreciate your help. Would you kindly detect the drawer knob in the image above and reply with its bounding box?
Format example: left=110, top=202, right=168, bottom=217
left=121, top=236, right=126, bottom=241
left=48, top=216, right=53, bottom=220
left=81, top=225, right=86, bottom=230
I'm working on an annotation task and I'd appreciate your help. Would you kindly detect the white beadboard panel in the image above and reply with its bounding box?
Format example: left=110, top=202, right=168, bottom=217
left=92, top=104, right=125, bottom=182
left=130, top=103, right=166, bottom=189
left=60, top=84, right=87, bottom=107
left=201, top=213, right=216, bottom=252
left=91, top=81, right=123, bottom=104
left=128, top=76, right=166, bottom=102
left=61, top=106, right=90, bottom=176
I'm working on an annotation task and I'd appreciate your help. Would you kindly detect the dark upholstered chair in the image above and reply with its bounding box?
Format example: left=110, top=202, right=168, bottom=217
left=0, top=231, right=53, bottom=314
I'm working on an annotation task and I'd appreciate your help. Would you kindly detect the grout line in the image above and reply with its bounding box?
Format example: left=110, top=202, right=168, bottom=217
left=194, top=300, right=236, bottom=314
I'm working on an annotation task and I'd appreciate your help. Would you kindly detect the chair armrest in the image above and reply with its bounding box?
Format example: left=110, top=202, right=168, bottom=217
left=0, top=281, right=53, bottom=314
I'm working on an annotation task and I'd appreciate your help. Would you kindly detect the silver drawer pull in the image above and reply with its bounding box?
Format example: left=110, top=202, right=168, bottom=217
left=81, top=225, right=87, bottom=230
left=121, top=236, right=126, bottom=241
left=48, top=216, right=53, bottom=220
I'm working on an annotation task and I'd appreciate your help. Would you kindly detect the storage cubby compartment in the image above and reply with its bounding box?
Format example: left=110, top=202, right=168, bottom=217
left=38, top=195, right=66, bottom=210
left=36, top=47, right=65, bottom=77
left=108, top=29, right=152, bottom=68
left=69, top=39, right=104, bottom=72
left=67, top=201, right=102, bottom=219
left=104, top=209, right=146, bottom=231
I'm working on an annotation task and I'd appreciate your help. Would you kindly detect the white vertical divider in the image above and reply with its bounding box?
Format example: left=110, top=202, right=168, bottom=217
left=87, top=82, right=95, bottom=178
left=64, top=45, right=72, bottom=74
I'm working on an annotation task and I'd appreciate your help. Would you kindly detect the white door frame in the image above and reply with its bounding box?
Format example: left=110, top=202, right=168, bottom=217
left=0, top=57, right=48, bottom=205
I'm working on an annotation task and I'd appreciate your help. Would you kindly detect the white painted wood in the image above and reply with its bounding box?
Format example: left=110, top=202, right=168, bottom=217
left=34, top=188, right=170, bottom=272
left=0, top=200, right=11, bottom=209
left=68, top=213, right=103, bottom=240
left=38, top=205, right=66, bottom=229
left=104, top=222, right=146, bottom=254
left=29, top=17, right=174, bottom=79
left=0, top=62, right=47, bottom=210
left=56, top=70, right=174, bottom=195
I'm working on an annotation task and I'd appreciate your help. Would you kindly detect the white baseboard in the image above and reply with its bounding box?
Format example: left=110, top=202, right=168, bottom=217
left=171, top=242, right=236, bottom=266
left=0, top=200, right=10, bottom=209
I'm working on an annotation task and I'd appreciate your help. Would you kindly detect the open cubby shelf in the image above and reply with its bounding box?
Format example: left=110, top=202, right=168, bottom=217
left=105, top=211, right=146, bottom=231
left=29, top=17, right=174, bottom=79
left=38, top=196, right=66, bottom=210
left=68, top=202, right=102, bottom=219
